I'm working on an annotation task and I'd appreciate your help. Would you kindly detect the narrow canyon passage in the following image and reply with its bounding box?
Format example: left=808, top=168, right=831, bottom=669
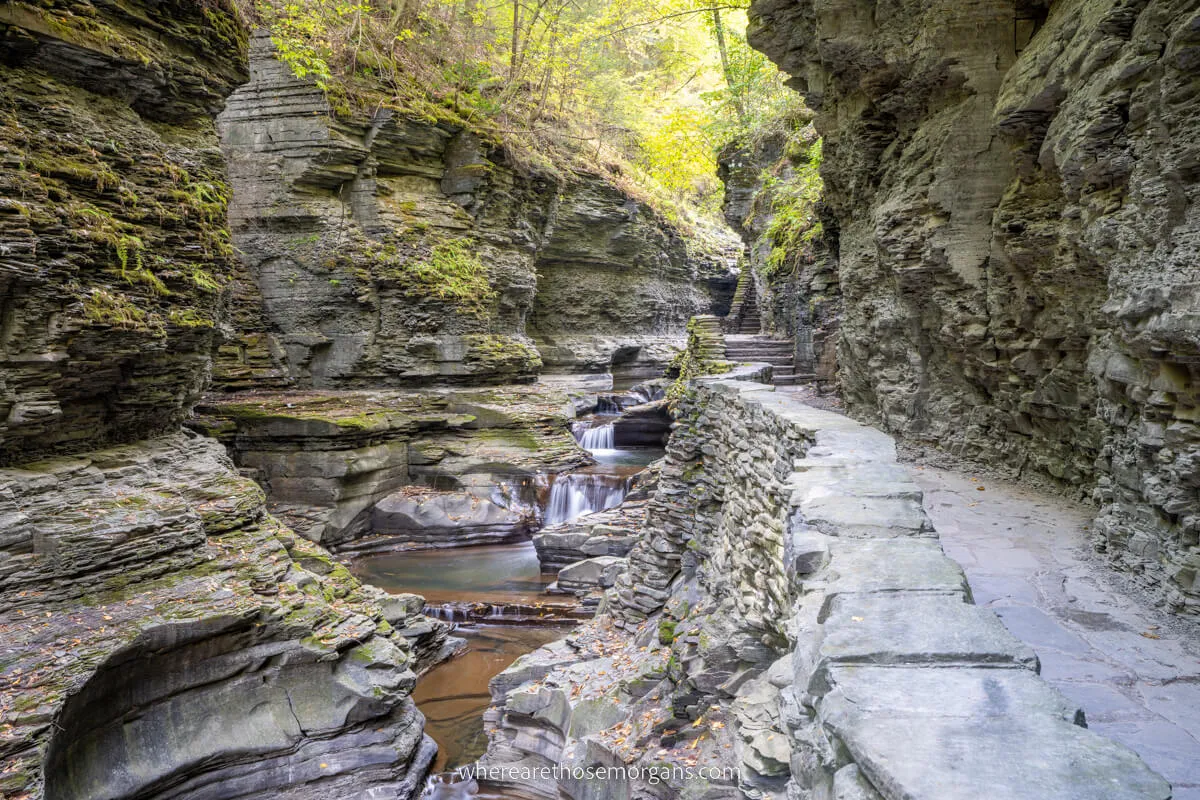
left=915, top=468, right=1200, bottom=799
left=3, top=0, right=1197, bottom=797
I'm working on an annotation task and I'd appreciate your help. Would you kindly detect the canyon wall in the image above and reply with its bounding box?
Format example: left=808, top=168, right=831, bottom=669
left=214, top=33, right=735, bottom=390
left=747, top=0, right=1200, bottom=614
left=719, top=130, right=841, bottom=385
left=189, top=385, right=588, bottom=549
left=480, top=368, right=1168, bottom=799
left=0, top=4, right=441, bottom=796
left=0, top=0, right=245, bottom=464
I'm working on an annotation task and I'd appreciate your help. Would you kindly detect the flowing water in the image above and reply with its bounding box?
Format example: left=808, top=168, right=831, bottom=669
left=543, top=467, right=631, bottom=525
left=413, top=625, right=564, bottom=773
left=573, top=421, right=614, bottom=450
left=347, top=393, right=665, bottom=799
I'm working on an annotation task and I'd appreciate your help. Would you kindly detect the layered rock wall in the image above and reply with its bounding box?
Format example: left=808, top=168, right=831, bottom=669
left=190, top=385, right=588, bottom=548
left=0, top=5, right=440, bottom=796
left=480, top=370, right=1168, bottom=799
left=719, top=130, right=840, bottom=384
left=0, top=435, right=439, bottom=799
left=747, top=0, right=1200, bottom=613
left=214, top=33, right=735, bottom=389
left=0, top=0, right=246, bottom=464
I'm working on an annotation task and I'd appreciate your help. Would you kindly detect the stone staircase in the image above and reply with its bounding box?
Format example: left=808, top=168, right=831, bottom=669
left=724, top=334, right=801, bottom=386
left=737, top=285, right=762, bottom=334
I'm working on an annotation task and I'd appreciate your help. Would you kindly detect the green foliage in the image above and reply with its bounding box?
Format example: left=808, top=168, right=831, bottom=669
left=82, top=288, right=161, bottom=333
left=464, top=334, right=543, bottom=373
left=256, top=0, right=369, bottom=91
left=762, top=137, right=823, bottom=277
left=167, top=308, right=217, bottom=328
left=364, top=234, right=497, bottom=317
left=245, top=0, right=797, bottom=231
left=113, top=235, right=170, bottom=296
left=418, top=239, right=496, bottom=315
left=667, top=317, right=732, bottom=406
left=188, top=267, right=223, bottom=293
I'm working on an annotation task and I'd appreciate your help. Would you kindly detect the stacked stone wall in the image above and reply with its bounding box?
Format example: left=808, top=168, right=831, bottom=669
left=483, top=367, right=1168, bottom=799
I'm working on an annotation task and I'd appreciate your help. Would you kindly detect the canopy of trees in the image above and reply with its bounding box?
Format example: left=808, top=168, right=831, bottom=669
left=242, top=0, right=805, bottom=228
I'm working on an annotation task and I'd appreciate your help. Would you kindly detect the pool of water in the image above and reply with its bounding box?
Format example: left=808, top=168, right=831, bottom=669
left=413, top=625, right=566, bottom=773
left=350, top=543, right=554, bottom=606
left=589, top=447, right=662, bottom=467
left=346, top=429, right=660, bottom=798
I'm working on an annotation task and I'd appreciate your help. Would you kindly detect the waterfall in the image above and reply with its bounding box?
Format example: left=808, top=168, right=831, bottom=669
left=574, top=422, right=614, bottom=450
left=543, top=473, right=629, bottom=526
left=424, top=603, right=466, bottom=622
left=597, top=395, right=622, bottom=414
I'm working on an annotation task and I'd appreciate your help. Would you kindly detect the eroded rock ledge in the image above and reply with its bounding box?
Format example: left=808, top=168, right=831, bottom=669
left=479, top=368, right=1169, bottom=800
left=189, top=383, right=589, bottom=549
left=0, top=435, right=443, bottom=799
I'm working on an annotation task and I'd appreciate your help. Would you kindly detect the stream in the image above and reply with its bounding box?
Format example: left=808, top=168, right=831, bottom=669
left=347, top=385, right=667, bottom=797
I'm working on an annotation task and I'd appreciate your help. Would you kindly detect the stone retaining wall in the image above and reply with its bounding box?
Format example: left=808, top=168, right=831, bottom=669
left=482, top=366, right=1169, bottom=800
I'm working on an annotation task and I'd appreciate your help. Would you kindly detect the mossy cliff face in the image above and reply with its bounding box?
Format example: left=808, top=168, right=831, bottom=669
left=0, top=0, right=247, bottom=465
left=0, top=5, right=437, bottom=797
left=748, top=0, right=1200, bottom=613
left=719, top=129, right=840, bottom=384
left=0, top=435, right=435, bottom=799
left=213, top=32, right=734, bottom=390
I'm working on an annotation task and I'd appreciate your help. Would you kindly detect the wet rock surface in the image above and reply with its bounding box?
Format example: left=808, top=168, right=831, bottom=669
left=747, top=0, right=1200, bottom=615
left=369, top=488, right=534, bottom=550
left=534, top=500, right=647, bottom=573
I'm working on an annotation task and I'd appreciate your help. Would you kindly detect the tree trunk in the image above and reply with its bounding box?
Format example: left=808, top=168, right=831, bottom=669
left=710, top=9, right=748, bottom=125
left=510, top=0, right=521, bottom=79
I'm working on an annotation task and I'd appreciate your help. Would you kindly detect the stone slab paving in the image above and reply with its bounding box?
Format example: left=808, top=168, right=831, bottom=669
left=912, top=466, right=1200, bottom=799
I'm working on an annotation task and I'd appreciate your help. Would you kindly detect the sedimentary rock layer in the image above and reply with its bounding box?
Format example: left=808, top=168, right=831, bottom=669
left=215, top=33, right=735, bottom=389
left=189, top=384, right=589, bottom=548
left=747, top=0, right=1200, bottom=614
left=0, top=0, right=246, bottom=464
left=0, top=435, right=436, bottom=799
left=480, top=368, right=1169, bottom=800
left=0, top=6, right=443, bottom=797
left=718, top=129, right=840, bottom=385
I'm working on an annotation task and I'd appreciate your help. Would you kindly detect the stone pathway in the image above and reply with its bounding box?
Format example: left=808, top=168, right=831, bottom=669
left=913, top=466, right=1200, bottom=799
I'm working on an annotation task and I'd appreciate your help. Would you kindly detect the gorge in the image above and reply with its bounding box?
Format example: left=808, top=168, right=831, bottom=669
left=0, top=1, right=1197, bottom=799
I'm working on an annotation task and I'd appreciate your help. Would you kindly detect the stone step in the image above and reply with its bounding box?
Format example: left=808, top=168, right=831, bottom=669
left=725, top=342, right=789, bottom=349
left=731, top=357, right=795, bottom=367
left=725, top=347, right=794, bottom=357
left=725, top=343, right=793, bottom=352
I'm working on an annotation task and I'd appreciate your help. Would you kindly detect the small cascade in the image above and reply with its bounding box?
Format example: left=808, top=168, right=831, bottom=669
left=543, top=472, right=629, bottom=526
left=573, top=421, right=614, bottom=450
left=425, top=603, right=468, bottom=622
left=420, top=766, right=481, bottom=800
left=423, top=599, right=585, bottom=625
left=596, top=395, right=623, bottom=414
